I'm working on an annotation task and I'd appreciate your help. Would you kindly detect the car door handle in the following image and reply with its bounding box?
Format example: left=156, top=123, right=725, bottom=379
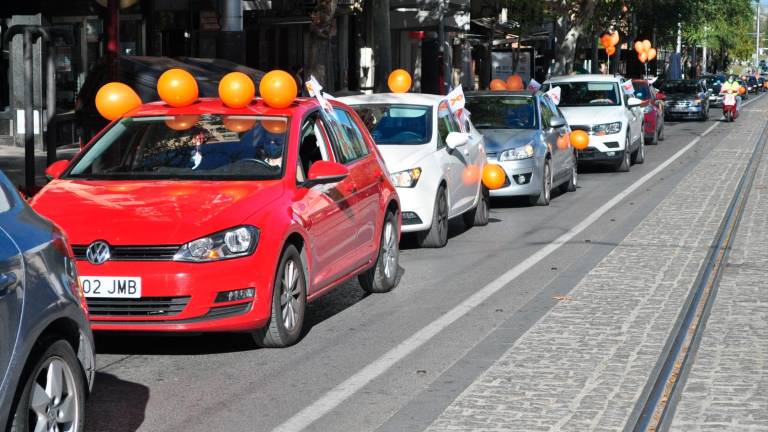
left=0, top=272, right=17, bottom=297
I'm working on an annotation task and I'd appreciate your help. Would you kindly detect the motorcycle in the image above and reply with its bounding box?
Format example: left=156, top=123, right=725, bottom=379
left=721, top=90, right=739, bottom=122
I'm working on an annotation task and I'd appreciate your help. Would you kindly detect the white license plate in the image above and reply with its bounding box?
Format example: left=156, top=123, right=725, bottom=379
left=79, top=276, right=141, bottom=298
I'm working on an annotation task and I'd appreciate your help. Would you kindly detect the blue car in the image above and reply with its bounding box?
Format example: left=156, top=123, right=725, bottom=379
left=0, top=171, right=94, bottom=431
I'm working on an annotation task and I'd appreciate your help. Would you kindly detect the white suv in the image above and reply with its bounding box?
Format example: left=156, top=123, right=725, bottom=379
left=543, top=74, right=644, bottom=172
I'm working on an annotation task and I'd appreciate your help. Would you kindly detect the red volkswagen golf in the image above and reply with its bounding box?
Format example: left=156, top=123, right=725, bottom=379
left=32, top=97, right=401, bottom=347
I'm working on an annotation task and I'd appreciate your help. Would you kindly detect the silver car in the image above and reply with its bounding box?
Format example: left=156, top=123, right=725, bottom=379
left=0, top=171, right=95, bottom=432
left=465, top=91, right=578, bottom=205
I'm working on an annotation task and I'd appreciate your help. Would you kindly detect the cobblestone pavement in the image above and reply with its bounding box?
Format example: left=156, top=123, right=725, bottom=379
left=669, top=134, right=768, bottom=432
left=425, top=105, right=768, bottom=431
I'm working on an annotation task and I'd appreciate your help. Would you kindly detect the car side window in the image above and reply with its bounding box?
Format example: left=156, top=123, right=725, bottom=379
left=437, top=101, right=455, bottom=148
left=332, top=108, right=370, bottom=164
left=540, top=99, right=555, bottom=128
left=0, top=182, right=11, bottom=213
left=297, top=111, right=333, bottom=182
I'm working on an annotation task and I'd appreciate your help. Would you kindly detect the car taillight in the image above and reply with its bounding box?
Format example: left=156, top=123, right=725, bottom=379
left=51, top=224, right=88, bottom=313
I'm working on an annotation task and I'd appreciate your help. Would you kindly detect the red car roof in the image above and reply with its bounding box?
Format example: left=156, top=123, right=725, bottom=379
left=124, top=97, right=322, bottom=118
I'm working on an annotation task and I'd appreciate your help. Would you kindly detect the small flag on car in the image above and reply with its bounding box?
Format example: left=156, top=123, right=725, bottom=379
left=545, top=86, right=561, bottom=105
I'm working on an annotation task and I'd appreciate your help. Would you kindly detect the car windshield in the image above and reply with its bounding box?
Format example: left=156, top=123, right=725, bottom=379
left=661, top=81, right=700, bottom=94
left=66, top=114, right=288, bottom=180
left=552, top=81, right=621, bottom=107
left=632, top=83, right=651, bottom=100
left=352, top=104, right=432, bottom=145
left=465, top=95, right=537, bottom=129
left=748, top=76, right=758, bottom=84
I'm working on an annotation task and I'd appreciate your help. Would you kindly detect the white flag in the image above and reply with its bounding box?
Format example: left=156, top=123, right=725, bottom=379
left=446, top=84, right=465, bottom=112
left=622, top=80, right=635, bottom=95
left=306, top=76, right=333, bottom=112
left=545, top=86, right=562, bottom=105
left=527, top=79, right=542, bottom=92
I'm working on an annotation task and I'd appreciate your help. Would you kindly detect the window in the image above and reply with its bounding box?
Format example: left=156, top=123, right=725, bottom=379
left=0, top=182, right=11, bottom=213
left=465, top=95, right=537, bottom=130
left=437, top=101, right=456, bottom=147
left=297, top=111, right=333, bottom=180
left=539, top=99, right=556, bottom=128
left=332, top=108, right=370, bottom=163
left=546, top=81, right=622, bottom=107
left=67, top=114, right=288, bottom=180
left=352, top=104, right=432, bottom=145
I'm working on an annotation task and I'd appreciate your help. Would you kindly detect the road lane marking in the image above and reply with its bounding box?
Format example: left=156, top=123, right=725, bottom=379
left=272, top=95, right=763, bottom=432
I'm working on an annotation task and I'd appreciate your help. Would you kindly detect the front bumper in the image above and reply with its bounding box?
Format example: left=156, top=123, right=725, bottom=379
left=576, top=147, right=625, bottom=162
left=486, top=157, right=543, bottom=197
left=665, top=105, right=705, bottom=118
left=395, top=185, right=437, bottom=233
left=709, top=95, right=723, bottom=106
left=78, top=255, right=274, bottom=332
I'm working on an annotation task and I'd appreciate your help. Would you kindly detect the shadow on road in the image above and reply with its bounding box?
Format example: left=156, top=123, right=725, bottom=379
left=86, top=372, right=149, bottom=432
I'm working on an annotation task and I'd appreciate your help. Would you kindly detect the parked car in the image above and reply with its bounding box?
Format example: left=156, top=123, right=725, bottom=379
left=632, top=79, right=665, bottom=145
left=75, top=56, right=221, bottom=141
left=702, top=74, right=726, bottom=107
left=33, top=97, right=401, bottom=348
left=464, top=91, right=577, bottom=205
left=758, top=76, right=766, bottom=92
left=338, top=93, right=489, bottom=248
left=661, top=80, right=711, bottom=121
left=542, top=74, right=644, bottom=172
left=746, top=75, right=760, bottom=94
left=0, top=171, right=95, bottom=431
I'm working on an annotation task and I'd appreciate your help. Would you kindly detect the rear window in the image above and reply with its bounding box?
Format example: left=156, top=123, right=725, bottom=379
left=352, top=104, right=432, bottom=145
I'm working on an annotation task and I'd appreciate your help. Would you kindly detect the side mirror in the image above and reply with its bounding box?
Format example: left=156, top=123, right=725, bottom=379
left=304, top=160, right=349, bottom=186
left=45, top=160, right=70, bottom=180
left=627, top=97, right=643, bottom=107
left=445, top=132, right=468, bottom=150
left=549, top=116, right=567, bottom=128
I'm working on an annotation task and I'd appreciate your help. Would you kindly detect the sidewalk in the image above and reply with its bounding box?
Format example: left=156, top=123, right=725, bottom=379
left=424, top=101, right=768, bottom=430
left=669, top=136, right=768, bottom=431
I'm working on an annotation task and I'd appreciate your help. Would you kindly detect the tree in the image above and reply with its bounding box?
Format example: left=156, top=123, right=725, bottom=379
left=547, top=0, right=598, bottom=75
left=307, top=0, right=338, bottom=88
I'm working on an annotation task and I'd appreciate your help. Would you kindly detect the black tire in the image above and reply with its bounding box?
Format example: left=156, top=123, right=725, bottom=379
left=462, top=186, right=490, bottom=228
left=725, top=111, right=733, bottom=122
left=559, top=165, right=578, bottom=193
left=10, top=339, right=86, bottom=432
left=699, top=108, right=709, bottom=121
left=616, top=149, right=631, bottom=172
left=632, top=138, right=645, bottom=164
left=252, top=245, right=307, bottom=348
left=658, top=124, right=665, bottom=141
left=358, top=211, right=399, bottom=293
left=417, top=186, right=449, bottom=248
left=530, top=159, right=552, bottom=206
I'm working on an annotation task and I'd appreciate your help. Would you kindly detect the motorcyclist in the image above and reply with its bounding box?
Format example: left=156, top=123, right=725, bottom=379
left=721, top=75, right=740, bottom=94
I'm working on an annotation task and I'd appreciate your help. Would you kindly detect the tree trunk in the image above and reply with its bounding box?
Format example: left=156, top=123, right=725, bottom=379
left=550, top=0, right=596, bottom=76
left=307, top=0, right=338, bottom=87
left=373, top=0, right=392, bottom=92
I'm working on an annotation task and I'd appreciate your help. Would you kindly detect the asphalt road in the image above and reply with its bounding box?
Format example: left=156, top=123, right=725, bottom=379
left=85, top=95, right=765, bottom=432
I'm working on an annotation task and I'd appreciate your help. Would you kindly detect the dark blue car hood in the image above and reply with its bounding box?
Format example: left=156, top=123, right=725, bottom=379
left=480, top=129, right=539, bottom=153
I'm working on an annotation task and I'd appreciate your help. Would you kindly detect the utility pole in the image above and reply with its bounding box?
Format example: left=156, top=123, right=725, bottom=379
left=756, top=0, right=761, bottom=69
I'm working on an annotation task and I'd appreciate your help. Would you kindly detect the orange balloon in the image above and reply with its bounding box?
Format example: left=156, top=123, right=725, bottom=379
left=600, top=34, right=612, bottom=48
left=638, top=52, right=648, bottom=63
left=647, top=48, right=657, bottom=61
left=739, top=86, right=747, bottom=95
left=259, top=70, right=298, bottom=109
left=610, top=31, right=620, bottom=47
left=634, top=41, right=645, bottom=54
left=482, top=164, right=506, bottom=190
left=490, top=79, right=507, bottom=91
left=570, top=130, right=590, bottom=150
left=165, top=115, right=199, bottom=131
left=606, top=46, right=616, bottom=56
left=388, top=69, right=412, bottom=93
left=642, top=40, right=652, bottom=52
left=556, top=134, right=569, bottom=150
left=506, top=75, right=524, bottom=91
left=219, top=72, right=255, bottom=108
left=261, top=119, right=288, bottom=134
left=95, top=82, right=142, bottom=121
left=462, top=165, right=481, bottom=186
left=157, top=68, right=199, bottom=107
left=223, top=116, right=256, bottom=133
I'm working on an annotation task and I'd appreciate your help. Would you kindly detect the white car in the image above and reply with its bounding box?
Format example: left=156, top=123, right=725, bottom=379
left=338, top=93, right=489, bottom=248
left=542, top=74, right=644, bottom=172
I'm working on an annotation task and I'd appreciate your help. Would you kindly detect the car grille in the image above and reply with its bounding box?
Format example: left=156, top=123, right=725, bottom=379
left=87, top=296, right=190, bottom=317
left=667, top=100, right=692, bottom=108
left=73, top=245, right=180, bottom=261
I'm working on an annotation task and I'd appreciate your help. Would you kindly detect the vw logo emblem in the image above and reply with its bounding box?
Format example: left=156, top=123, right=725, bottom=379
left=86, top=241, right=111, bottom=265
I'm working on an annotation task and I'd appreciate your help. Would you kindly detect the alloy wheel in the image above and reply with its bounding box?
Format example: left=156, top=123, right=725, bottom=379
left=27, top=357, right=80, bottom=432
left=280, top=258, right=303, bottom=331
left=544, top=162, right=552, bottom=202
left=382, top=220, right=398, bottom=280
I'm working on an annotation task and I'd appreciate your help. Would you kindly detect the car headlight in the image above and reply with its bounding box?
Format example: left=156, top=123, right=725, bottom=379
left=642, top=105, right=654, bottom=113
left=499, top=143, right=534, bottom=161
left=174, top=226, right=259, bottom=262
left=593, top=122, right=623, bottom=135
left=390, top=167, right=422, bottom=188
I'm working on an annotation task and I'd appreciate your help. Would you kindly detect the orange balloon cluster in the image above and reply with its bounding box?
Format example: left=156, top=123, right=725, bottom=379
left=570, top=130, right=590, bottom=151
left=600, top=31, right=620, bottom=57
left=158, top=68, right=199, bottom=107
left=482, top=164, right=506, bottom=190
left=259, top=70, right=298, bottom=109
left=388, top=69, right=413, bottom=93
left=490, top=79, right=507, bottom=91
left=634, top=39, right=657, bottom=63
left=219, top=72, right=255, bottom=108
left=505, top=75, right=524, bottom=91
left=165, top=114, right=199, bottom=131
left=95, top=82, right=142, bottom=121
